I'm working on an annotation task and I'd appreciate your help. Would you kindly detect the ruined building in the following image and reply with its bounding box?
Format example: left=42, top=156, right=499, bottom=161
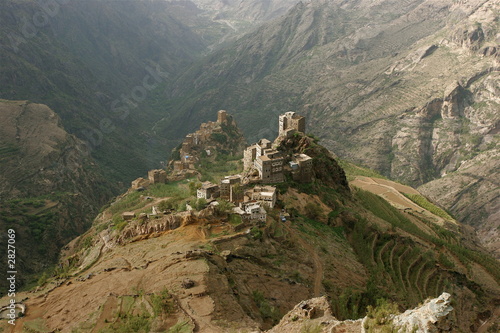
left=148, top=169, right=167, bottom=184
left=220, top=175, right=244, bottom=203
left=278, top=111, right=305, bottom=137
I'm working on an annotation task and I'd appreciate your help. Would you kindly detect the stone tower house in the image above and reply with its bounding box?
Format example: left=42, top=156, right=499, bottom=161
left=278, top=112, right=305, bottom=136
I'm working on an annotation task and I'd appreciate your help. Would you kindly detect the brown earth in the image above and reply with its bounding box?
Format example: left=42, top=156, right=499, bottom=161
left=351, top=176, right=455, bottom=227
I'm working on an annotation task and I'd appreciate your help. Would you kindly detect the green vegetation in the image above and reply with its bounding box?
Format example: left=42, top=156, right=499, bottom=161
left=210, top=132, right=228, bottom=144
left=98, top=315, right=151, bottom=333
left=0, top=143, right=20, bottom=160
left=403, top=193, right=454, bottom=221
left=229, top=214, right=243, bottom=226
left=197, top=154, right=243, bottom=183
left=250, top=226, right=263, bottom=240
left=351, top=187, right=500, bottom=310
left=108, top=192, right=143, bottom=215
left=167, top=321, right=193, bottom=333
left=150, top=288, right=175, bottom=316
left=304, top=202, right=322, bottom=220
left=252, top=290, right=281, bottom=324
left=146, top=181, right=191, bottom=199
left=107, top=180, right=193, bottom=222
left=216, top=199, right=233, bottom=215
left=21, top=318, right=51, bottom=333
left=193, top=198, right=208, bottom=211
left=300, top=322, right=323, bottom=333
left=338, top=159, right=388, bottom=181
left=364, top=299, right=400, bottom=333
left=438, top=253, right=455, bottom=269
left=158, top=198, right=181, bottom=211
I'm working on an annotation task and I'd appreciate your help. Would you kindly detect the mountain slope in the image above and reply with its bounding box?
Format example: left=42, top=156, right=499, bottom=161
left=0, top=0, right=206, bottom=183
left=164, top=0, right=300, bottom=46
left=153, top=0, right=500, bottom=257
left=1, top=126, right=498, bottom=332
left=0, top=99, right=113, bottom=293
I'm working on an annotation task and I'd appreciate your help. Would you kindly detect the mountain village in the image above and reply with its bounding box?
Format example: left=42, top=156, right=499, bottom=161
left=126, top=110, right=314, bottom=224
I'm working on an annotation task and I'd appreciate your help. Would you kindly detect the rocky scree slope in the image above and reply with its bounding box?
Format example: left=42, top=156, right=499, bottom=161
left=2, top=129, right=499, bottom=332
left=0, top=100, right=112, bottom=294
left=154, top=0, right=500, bottom=257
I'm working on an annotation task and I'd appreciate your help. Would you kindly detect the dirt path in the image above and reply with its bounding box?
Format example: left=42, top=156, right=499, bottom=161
left=284, top=223, right=323, bottom=297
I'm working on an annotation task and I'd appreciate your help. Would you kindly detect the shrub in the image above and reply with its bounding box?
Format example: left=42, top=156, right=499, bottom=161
left=158, top=198, right=179, bottom=211
left=194, top=198, right=207, bottom=211
left=211, top=132, right=227, bottom=144
left=364, top=298, right=399, bottom=332
left=150, top=288, right=175, bottom=315
left=304, top=202, right=322, bottom=220
left=252, top=290, right=281, bottom=324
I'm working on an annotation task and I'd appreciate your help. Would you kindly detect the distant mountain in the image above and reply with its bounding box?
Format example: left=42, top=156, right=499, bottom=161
left=154, top=0, right=500, bottom=257
left=164, top=0, right=300, bottom=45
left=0, top=0, right=206, bottom=184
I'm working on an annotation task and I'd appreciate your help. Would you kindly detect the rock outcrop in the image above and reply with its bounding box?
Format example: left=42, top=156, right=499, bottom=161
left=391, top=293, right=454, bottom=333
left=267, top=293, right=455, bottom=333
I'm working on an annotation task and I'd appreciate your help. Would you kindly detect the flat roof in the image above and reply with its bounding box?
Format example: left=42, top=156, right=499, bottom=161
left=294, top=153, right=312, bottom=162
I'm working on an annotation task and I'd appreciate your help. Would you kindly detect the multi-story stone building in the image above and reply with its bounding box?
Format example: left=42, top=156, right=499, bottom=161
left=278, top=111, right=306, bottom=137
left=197, top=182, right=220, bottom=200
left=220, top=175, right=243, bottom=203
left=245, top=186, right=277, bottom=208
left=254, top=150, right=284, bottom=183
left=290, top=154, right=313, bottom=183
left=243, top=139, right=273, bottom=170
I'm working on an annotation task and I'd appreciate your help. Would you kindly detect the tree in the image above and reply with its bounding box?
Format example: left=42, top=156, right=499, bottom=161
left=189, top=181, right=201, bottom=196
left=304, top=202, right=322, bottom=220
left=194, top=198, right=207, bottom=211
left=216, top=199, right=233, bottom=215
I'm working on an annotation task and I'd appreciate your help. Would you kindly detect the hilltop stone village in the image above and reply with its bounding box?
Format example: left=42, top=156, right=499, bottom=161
left=128, top=110, right=314, bottom=223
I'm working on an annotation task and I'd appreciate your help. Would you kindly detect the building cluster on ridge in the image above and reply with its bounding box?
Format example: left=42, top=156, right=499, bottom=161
left=195, top=111, right=313, bottom=222
left=172, top=110, right=234, bottom=174
left=129, top=110, right=313, bottom=223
